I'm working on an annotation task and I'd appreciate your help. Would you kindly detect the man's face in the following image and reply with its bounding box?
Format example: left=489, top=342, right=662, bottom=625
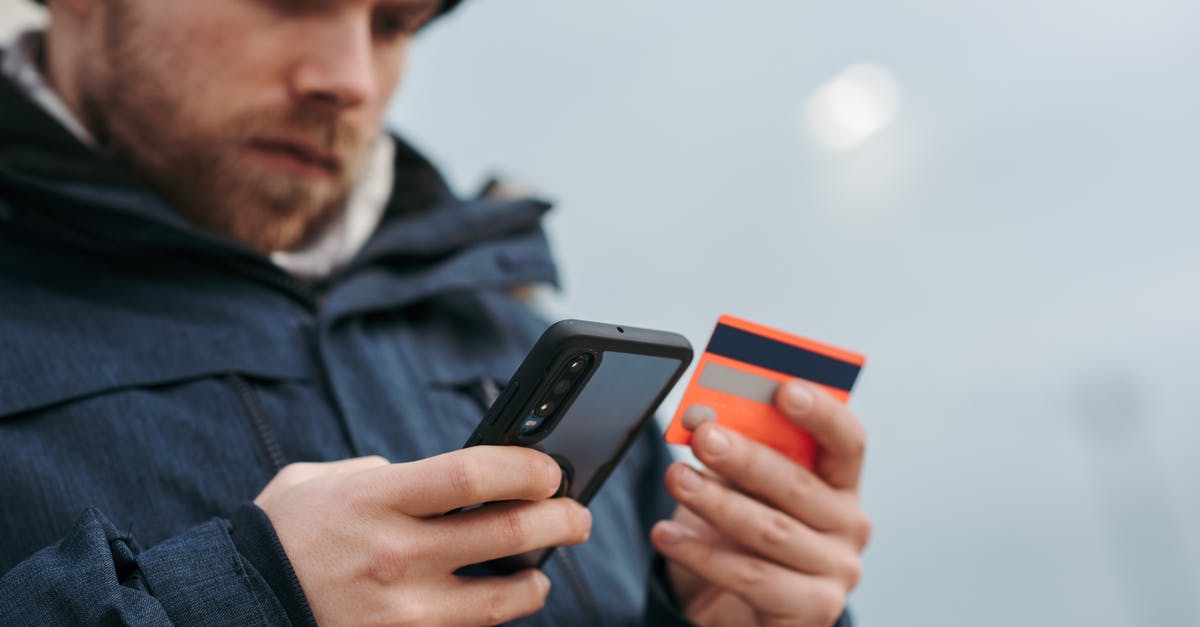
left=73, top=0, right=441, bottom=253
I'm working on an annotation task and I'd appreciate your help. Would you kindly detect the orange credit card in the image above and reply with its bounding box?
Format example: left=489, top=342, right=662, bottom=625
left=665, top=315, right=865, bottom=469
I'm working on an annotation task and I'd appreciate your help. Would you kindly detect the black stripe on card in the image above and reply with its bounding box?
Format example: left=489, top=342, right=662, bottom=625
left=705, top=324, right=860, bottom=392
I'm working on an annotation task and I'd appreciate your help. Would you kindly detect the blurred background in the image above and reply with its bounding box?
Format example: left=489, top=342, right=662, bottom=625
left=5, top=0, right=1199, bottom=624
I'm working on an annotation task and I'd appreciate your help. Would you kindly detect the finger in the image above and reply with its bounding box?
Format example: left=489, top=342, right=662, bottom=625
left=322, top=455, right=392, bottom=475
left=432, top=499, right=592, bottom=568
left=443, top=569, right=552, bottom=627
left=665, top=463, right=862, bottom=584
left=277, top=455, right=391, bottom=483
left=361, top=446, right=562, bottom=517
left=775, top=380, right=867, bottom=491
left=255, top=456, right=392, bottom=507
left=651, top=520, right=848, bottom=625
left=689, top=424, right=871, bottom=545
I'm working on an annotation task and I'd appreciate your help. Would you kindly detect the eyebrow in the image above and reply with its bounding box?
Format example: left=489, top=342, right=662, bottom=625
left=377, top=0, right=442, bottom=11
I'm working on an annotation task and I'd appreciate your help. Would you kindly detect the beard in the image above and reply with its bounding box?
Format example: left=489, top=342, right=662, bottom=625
left=78, top=0, right=370, bottom=254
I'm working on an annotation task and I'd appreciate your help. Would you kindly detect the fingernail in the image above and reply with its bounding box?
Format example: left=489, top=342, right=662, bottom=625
left=546, top=460, right=562, bottom=493
left=578, top=507, right=593, bottom=541
left=704, top=426, right=730, bottom=456
left=533, top=571, right=551, bottom=593
left=676, top=465, right=703, bottom=492
left=681, top=404, right=717, bottom=430
left=656, top=521, right=686, bottom=545
left=782, top=382, right=814, bottom=414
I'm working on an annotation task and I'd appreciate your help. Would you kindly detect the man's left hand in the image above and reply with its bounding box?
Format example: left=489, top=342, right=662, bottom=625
left=651, top=380, right=871, bottom=627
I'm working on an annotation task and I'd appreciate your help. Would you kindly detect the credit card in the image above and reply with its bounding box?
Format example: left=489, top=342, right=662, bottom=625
left=665, top=315, right=865, bottom=469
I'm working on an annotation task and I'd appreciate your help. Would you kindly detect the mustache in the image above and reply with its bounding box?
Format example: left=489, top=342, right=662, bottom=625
left=237, top=106, right=364, bottom=156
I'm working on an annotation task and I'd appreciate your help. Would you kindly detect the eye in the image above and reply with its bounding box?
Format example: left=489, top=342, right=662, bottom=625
left=372, top=7, right=432, bottom=40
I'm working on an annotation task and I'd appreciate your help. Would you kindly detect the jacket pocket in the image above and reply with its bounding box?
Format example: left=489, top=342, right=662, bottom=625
left=0, top=326, right=314, bottom=574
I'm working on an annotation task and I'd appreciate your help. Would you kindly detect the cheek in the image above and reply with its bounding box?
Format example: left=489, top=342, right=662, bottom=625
left=141, top=3, right=292, bottom=119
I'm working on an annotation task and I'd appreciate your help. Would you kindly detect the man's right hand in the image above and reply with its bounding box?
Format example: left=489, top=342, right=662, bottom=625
left=253, top=448, right=592, bottom=626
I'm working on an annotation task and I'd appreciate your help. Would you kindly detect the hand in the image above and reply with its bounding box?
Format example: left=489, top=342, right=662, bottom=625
left=651, top=380, right=871, bottom=627
left=253, top=449, right=592, bottom=626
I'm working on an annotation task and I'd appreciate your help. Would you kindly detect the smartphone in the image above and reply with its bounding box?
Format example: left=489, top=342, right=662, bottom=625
left=462, top=319, right=693, bottom=571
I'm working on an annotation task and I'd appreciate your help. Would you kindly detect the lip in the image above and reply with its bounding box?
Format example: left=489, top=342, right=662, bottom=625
left=248, top=138, right=341, bottom=178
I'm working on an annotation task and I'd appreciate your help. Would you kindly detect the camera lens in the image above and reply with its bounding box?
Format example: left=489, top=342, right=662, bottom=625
left=533, top=400, right=555, bottom=417
left=519, top=415, right=544, bottom=435
left=567, top=356, right=587, bottom=373
left=551, top=379, right=572, bottom=396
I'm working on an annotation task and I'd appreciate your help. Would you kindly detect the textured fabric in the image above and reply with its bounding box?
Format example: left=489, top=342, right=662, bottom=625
left=230, top=504, right=318, bottom=627
left=0, top=509, right=289, bottom=626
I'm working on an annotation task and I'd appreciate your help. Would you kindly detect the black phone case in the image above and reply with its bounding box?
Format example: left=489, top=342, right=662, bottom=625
left=462, top=319, right=693, bottom=571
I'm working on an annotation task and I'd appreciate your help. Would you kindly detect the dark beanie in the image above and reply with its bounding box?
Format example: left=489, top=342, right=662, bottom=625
left=30, top=0, right=464, bottom=16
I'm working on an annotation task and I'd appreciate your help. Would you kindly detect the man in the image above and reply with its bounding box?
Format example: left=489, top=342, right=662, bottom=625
left=0, top=1, right=870, bottom=625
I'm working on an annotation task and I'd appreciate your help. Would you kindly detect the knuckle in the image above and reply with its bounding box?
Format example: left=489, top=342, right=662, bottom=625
left=498, top=507, right=534, bottom=549
left=733, top=558, right=771, bottom=589
left=447, top=457, right=485, bottom=503
left=362, top=540, right=409, bottom=584
left=707, top=487, right=731, bottom=516
left=734, top=444, right=772, bottom=478
left=482, top=587, right=512, bottom=625
left=690, top=537, right=720, bottom=570
left=760, top=512, right=793, bottom=547
left=782, top=467, right=816, bottom=507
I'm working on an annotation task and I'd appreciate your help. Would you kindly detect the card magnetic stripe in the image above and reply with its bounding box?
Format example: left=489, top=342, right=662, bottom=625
left=705, top=323, right=861, bottom=392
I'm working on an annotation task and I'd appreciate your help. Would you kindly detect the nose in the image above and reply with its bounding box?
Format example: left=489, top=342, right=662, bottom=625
left=290, top=17, right=378, bottom=109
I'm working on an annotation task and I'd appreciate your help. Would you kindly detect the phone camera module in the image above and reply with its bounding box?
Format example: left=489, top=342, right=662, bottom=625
left=551, top=379, right=572, bottom=396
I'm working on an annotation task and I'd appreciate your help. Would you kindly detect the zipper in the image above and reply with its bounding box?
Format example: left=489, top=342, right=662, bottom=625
left=230, top=374, right=287, bottom=474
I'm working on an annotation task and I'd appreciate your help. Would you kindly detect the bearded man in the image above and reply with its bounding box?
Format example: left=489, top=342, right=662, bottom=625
left=0, top=1, right=870, bottom=625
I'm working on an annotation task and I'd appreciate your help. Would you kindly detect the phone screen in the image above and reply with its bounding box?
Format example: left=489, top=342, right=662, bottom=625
left=532, top=350, right=684, bottom=501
